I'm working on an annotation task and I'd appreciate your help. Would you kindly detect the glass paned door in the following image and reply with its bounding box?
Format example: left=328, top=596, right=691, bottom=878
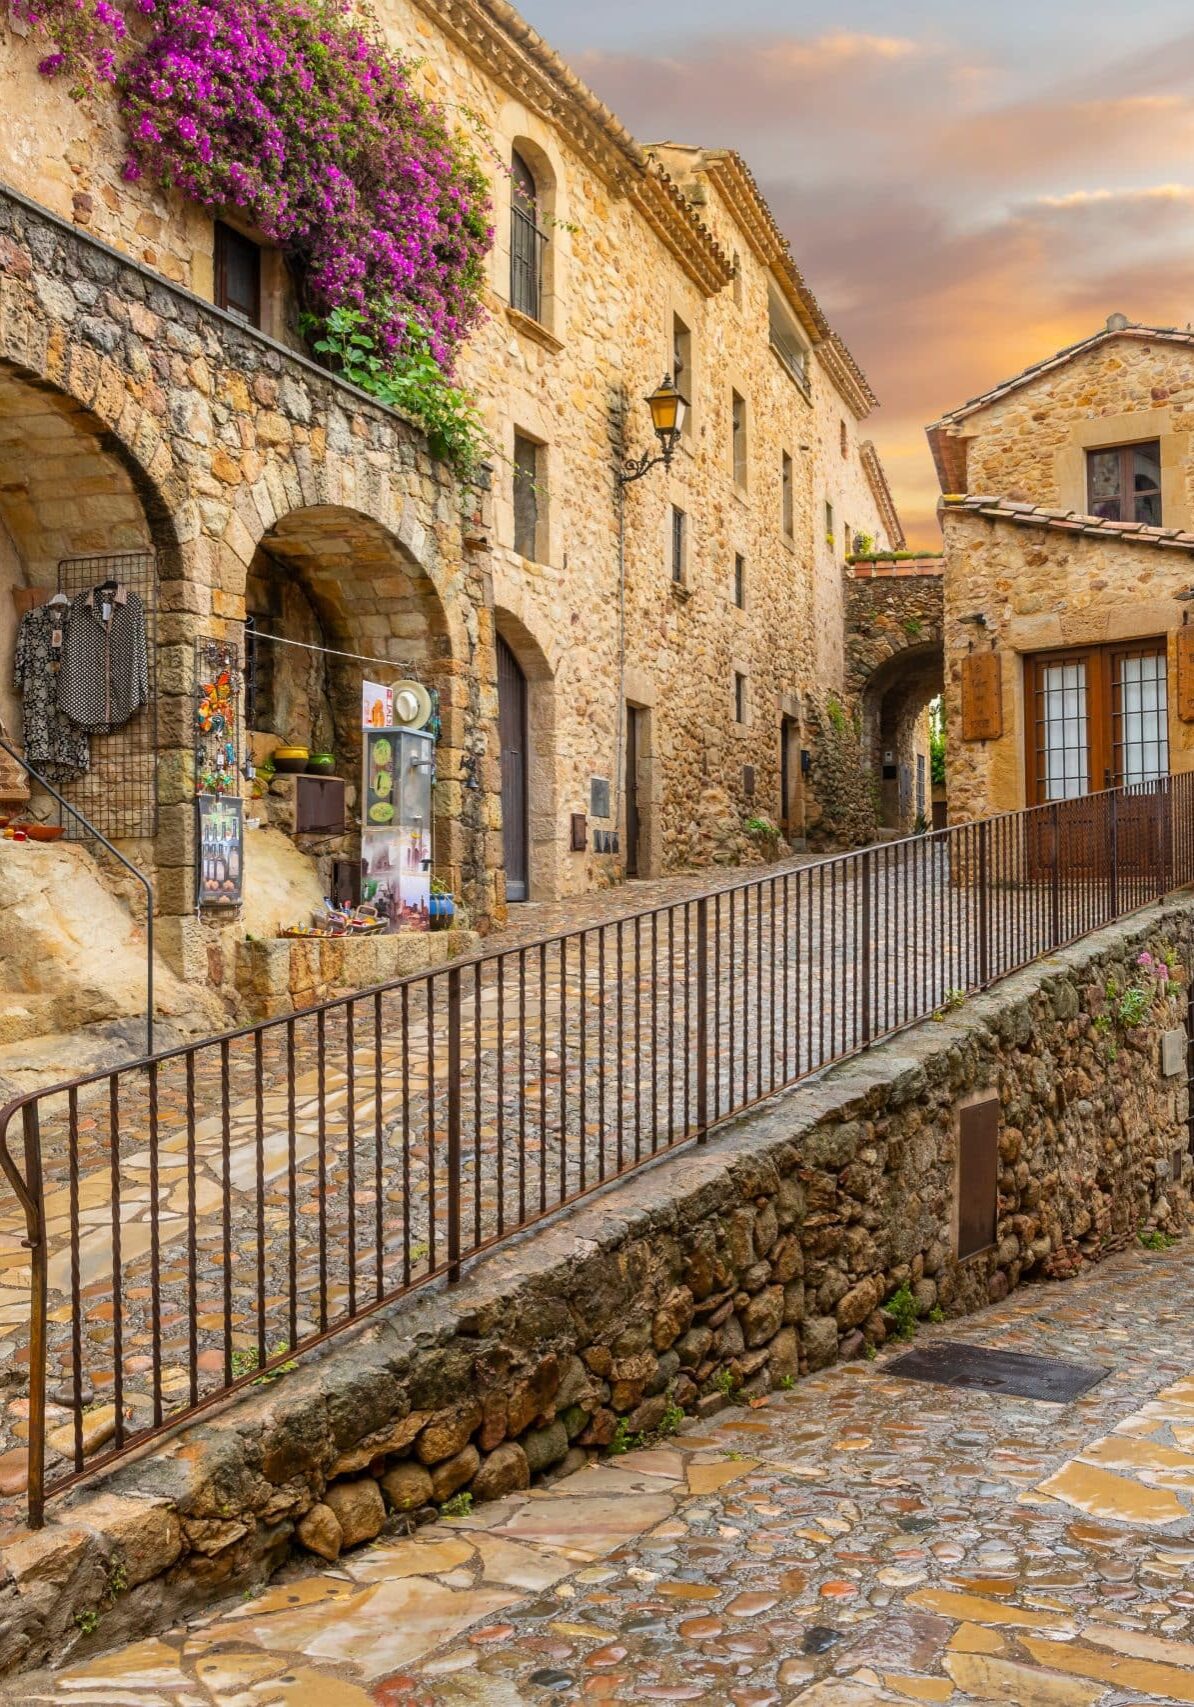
left=1113, top=650, right=1169, bottom=786
left=1036, top=660, right=1090, bottom=801
left=1027, top=641, right=1169, bottom=805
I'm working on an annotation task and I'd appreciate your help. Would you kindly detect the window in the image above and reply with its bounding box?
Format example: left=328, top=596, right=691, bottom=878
left=733, top=553, right=746, bottom=609
left=768, top=285, right=808, bottom=387
left=781, top=452, right=794, bottom=539
left=1086, top=440, right=1162, bottom=526
left=734, top=671, right=748, bottom=724
left=1026, top=642, right=1169, bottom=804
left=825, top=500, right=835, bottom=545
left=214, top=221, right=261, bottom=327
left=840, top=419, right=849, bottom=458
left=672, top=313, right=693, bottom=438
left=731, top=390, right=747, bottom=488
left=670, top=505, right=687, bottom=583
left=732, top=250, right=743, bottom=309
left=509, top=149, right=546, bottom=322
left=512, top=432, right=540, bottom=559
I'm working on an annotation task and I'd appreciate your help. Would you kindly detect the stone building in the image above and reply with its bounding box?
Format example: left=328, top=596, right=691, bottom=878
left=388, top=8, right=903, bottom=895
left=0, top=0, right=902, bottom=1037
left=928, top=316, right=1194, bottom=824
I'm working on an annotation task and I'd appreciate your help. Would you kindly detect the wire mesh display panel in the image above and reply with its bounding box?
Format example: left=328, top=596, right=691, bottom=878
left=56, top=551, right=158, bottom=841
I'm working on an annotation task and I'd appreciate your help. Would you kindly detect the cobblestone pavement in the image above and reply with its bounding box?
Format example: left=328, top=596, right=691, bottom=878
left=16, top=1241, right=1194, bottom=1705
left=2, top=841, right=996, bottom=1498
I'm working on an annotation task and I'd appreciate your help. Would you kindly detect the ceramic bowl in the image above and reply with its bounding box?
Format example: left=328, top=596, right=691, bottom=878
left=273, top=746, right=309, bottom=775
left=306, top=753, right=336, bottom=776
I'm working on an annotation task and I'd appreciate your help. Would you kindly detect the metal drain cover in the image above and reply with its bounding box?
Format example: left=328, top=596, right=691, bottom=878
left=887, top=1340, right=1108, bottom=1403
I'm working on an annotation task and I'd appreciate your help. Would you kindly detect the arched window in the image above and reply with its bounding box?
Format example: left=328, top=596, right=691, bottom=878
left=509, top=149, right=546, bottom=322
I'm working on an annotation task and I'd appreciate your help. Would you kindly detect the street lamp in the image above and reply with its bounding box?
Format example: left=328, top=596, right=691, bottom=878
left=619, top=375, right=688, bottom=485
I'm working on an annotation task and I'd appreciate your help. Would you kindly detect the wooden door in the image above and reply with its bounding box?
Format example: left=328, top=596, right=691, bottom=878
left=625, top=705, right=642, bottom=878
left=498, top=636, right=529, bottom=902
left=1024, top=642, right=1169, bottom=880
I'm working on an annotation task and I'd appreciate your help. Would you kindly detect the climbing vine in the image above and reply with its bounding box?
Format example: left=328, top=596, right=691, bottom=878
left=10, top=0, right=493, bottom=470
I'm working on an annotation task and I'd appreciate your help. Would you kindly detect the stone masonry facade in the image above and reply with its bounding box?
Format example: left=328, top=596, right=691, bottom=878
left=1, top=899, right=1187, bottom=1674
left=929, top=320, right=1194, bottom=821
left=0, top=1, right=903, bottom=926
left=0, top=185, right=504, bottom=983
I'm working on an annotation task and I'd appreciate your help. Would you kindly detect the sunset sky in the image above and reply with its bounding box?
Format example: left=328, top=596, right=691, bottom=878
left=516, top=0, right=1194, bottom=547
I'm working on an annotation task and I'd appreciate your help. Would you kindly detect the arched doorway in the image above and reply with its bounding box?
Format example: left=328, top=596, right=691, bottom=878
left=497, top=634, right=529, bottom=902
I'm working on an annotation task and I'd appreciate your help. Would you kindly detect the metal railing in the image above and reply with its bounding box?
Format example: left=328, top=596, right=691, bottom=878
left=2, top=773, right=1192, bottom=1526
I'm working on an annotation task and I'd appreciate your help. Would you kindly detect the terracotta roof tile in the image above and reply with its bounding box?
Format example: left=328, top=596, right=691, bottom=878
left=940, top=493, right=1194, bottom=554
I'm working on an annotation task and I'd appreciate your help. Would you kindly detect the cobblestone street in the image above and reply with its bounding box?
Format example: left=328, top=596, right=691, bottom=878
left=14, top=1241, right=1194, bottom=1705
left=3, top=840, right=1011, bottom=1495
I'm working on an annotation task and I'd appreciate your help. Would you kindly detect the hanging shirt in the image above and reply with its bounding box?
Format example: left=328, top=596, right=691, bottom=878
left=57, top=584, right=148, bottom=732
left=13, top=602, right=90, bottom=783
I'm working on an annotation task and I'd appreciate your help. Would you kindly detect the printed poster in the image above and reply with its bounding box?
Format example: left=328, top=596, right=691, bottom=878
left=197, top=795, right=244, bottom=908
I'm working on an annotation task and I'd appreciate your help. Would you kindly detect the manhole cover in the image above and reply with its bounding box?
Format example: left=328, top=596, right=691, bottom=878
left=887, top=1340, right=1108, bottom=1403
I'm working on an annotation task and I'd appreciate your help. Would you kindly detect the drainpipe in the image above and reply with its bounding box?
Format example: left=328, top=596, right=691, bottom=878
left=0, top=730, right=154, bottom=1059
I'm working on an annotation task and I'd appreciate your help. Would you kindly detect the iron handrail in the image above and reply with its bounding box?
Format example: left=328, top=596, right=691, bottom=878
left=0, top=772, right=1187, bottom=1528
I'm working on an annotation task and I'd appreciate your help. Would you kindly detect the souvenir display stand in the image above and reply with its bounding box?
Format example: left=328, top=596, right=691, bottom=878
left=194, top=638, right=244, bottom=910
left=360, top=723, right=434, bottom=931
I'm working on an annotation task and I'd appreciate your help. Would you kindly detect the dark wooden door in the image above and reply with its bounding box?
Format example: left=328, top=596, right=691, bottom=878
left=780, top=716, right=794, bottom=838
left=625, top=705, right=642, bottom=878
left=498, top=636, right=529, bottom=902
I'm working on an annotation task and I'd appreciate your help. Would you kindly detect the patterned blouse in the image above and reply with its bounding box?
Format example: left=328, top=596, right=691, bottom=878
left=13, top=603, right=90, bottom=784
left=57, top=585, right=148, bottom=733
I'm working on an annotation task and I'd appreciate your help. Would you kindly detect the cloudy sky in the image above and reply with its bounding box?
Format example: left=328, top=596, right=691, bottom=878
left=515, top=0, right=1194, bottom=545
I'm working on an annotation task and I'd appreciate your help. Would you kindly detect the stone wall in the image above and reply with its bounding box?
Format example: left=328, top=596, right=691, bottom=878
left=0, top=5, right=901, bottom=907
left=2, top=898, right=1189, bottom=1674
left=0, top=185, right=504, bottom=989
left=936, top=332, right=1194, bottom=529
left=941, top=505, right=1194, bottom=823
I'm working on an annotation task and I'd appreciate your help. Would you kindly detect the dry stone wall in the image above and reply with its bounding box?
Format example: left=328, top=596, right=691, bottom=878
left=2, top=899, right=1190, bottom=1674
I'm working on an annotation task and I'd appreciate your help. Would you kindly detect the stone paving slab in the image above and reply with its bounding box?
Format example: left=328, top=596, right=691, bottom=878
left=15, top=1239, right=1194, bottom=1704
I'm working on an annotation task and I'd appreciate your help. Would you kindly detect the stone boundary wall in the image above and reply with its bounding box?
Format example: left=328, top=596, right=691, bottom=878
left=2, top=901, right=1191, bottom=1674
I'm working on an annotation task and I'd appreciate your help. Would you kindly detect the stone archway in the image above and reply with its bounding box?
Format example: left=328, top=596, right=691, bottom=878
left=845, top=561, right=945, bottom=834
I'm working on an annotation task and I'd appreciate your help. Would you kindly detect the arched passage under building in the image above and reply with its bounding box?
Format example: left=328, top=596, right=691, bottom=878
left=861, top=642, right=944, bottom=834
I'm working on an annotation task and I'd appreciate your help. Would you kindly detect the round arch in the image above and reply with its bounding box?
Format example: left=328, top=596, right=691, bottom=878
left=860, top=641, right=944, bottom=833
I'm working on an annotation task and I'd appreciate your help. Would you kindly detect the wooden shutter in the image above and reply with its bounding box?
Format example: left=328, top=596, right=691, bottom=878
left=961, top=651, right=1003, bottom=742
left=1176, top=629, right=1194, bottom=723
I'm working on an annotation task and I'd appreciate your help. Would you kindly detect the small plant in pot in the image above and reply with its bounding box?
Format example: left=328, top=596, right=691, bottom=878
left=428, top=876, right=456, bottom=930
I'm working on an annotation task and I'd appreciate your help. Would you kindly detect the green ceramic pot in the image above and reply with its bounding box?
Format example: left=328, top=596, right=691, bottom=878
left=307, top=753, right=336, bottom=776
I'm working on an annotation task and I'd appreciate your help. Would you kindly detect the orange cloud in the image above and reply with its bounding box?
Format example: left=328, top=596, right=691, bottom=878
left=568, top=23, right=1194, bottom=549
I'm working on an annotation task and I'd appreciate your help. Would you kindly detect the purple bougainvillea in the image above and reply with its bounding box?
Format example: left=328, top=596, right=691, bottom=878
left=12, top=0, right=491, bottom=391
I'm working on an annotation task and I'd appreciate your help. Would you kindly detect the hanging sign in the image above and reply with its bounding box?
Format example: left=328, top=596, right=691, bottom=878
left=197, top=795, right=244, bottom=908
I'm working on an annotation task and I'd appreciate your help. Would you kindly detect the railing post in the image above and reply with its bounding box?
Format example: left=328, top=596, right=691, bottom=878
left=1108, top=788, right=1120, bottom=921
left=695, top=895, right=709, bottom=1143
left=860, top=848, right=873, bottom=1044
left=1050, top=802, right=1062, bottom=949
left=446, top=967, right=462, bottom=1284
left=22, top=1104, right=46, bottom=1530
left=977, top=819, right=991, bottom=988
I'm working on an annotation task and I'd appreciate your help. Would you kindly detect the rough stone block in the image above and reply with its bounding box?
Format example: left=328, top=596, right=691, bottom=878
left=323, top=1478, right=385, bottom=1549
